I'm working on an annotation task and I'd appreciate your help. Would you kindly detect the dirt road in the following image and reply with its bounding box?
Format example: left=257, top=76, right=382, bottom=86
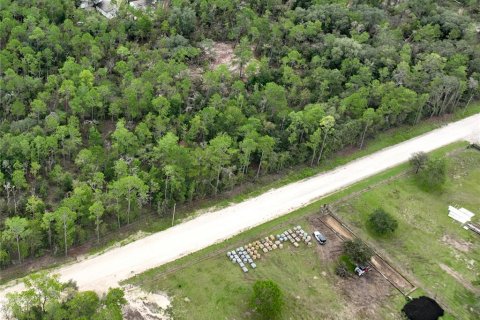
left=1, top=114, right=479, bottom=306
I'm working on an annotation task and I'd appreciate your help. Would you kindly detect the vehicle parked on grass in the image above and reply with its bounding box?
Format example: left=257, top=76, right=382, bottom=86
left=354, top=265, right=371, bottom=276
left=313, top=231, right=327, bottom=245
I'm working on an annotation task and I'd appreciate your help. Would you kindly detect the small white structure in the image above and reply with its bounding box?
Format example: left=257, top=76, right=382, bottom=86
left=448, top=206, right=475, bottom=224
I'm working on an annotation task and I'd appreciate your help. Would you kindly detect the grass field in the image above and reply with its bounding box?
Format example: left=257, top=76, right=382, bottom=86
left=129, top=224, right=405, bottom=320
left=334, top=148, right=480, bottom=319
left=127, top=144, right=480, bottom=319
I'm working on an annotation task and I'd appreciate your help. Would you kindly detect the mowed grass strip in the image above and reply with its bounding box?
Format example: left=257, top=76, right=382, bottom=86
left=334, top=148, right=480, bottom=320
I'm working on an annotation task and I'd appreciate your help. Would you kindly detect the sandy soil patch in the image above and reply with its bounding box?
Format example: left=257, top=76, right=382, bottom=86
left=441, top=234, right=472, bottom=253
left=210, top=42, right=237, bottom=71
left=123, top=285, right=172, bottom=320
left=320, top=215, right=355, bottom=240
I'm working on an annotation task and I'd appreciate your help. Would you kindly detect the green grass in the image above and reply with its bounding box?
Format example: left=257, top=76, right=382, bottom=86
left=334, top=149, right=480, bottom=319
left=142, top=245, right=344, bottom=319
left=128, top=143, right=477, bottom=319
left=130, top=230, right=402, bottom=320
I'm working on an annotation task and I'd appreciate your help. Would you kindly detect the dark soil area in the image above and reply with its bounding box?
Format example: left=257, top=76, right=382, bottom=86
left=402, top=296, right=444, bottom=320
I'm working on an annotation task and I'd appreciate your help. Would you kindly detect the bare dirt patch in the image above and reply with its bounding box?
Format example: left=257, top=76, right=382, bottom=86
left=441, top=234, right=472, bottom=253
left=336, top=271, right=399, bottom=319
left=122, top=285, right=172, bottom=320
left=209, top=42, right=237, bottom=71
left=314, top=214, right=415, bottom=295
left=308, top=215, right=345, bottom=262
left=308, top=215, right=399, bottom=319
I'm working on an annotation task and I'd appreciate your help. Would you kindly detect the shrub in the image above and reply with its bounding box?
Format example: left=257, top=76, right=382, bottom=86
left=250, top=280, right=283, bottom=320
left=416, top=157, right=447, bottom=190
left=335, top=262, right=350, bottom=278
left=342, top=239, right=373, bottom=265
left=335, top=254, right=355, bottom=277
left=409, top=152, right=429, bottom=174
left=368, top=208, right=398, bottom=235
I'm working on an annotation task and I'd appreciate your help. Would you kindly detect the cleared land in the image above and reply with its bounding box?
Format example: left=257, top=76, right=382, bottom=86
left=127, top=146, right=480, bottom=319
left=318, top=214, right=415, bottom=294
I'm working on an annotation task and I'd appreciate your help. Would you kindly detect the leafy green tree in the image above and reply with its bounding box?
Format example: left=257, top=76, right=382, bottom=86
left=41, top=211, right=55, bottom=250
left=256, top=135, right=275, bottom=178
left=89, top=201, right=105, bottom=243
left=239, top=136, right=258, bottom=175
left=11, top=168, right=27, bottom=214
left=250, top=280, right=284, bottom=320
left=30, top=99, right=47, bottom=121
left=307, top=128, right=322, bottom=166
left=59, top=79, right=76, bottom=112
left=66, top=290, right=100, bottom=319
left=0, top=231, right=10, bottom=267
left=205, top=134, right=236, bottom=194
left=359, top=108, right=379, bottom=149
left=25, top=195, right=45, bottom=218
left=6, top=272, right=63, bottom=317
left=368, top=208, right=398, bottom=235
left=263, top=82, right=289, bottom=118
left=93, top=287, right=127, bottom=320
left=417, top=157, right=447, bottom=190
left=234, top=37, right=253, bottom=77
left=75, top=148, right=99, bottom=176
left=4, top=217, right=30, bottom=263
left=53, top=207, right=77, bottom=256
left=342, top=239, right=373, bottom=265
left=316, top=115, right=336, bottom=165
left=5, top=273, right=126, bottom=320
left=168, top=6, right=197, bottom=36
left=111, top=175, right=148, bottom=224
left=111, top=120, right=139, bottom=156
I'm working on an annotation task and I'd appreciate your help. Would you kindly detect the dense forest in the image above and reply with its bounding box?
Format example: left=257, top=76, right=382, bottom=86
left=0, top=0, right=479, bottom=267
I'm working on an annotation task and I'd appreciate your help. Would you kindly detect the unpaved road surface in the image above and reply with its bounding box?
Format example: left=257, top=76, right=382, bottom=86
left=1, top=114, right=479, bottom=307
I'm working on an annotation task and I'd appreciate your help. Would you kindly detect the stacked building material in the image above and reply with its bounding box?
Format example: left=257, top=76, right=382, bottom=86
left=226, top=225, right=311, bottom=272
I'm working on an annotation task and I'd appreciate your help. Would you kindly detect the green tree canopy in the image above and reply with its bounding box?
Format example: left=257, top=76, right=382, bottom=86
left=342, top=239, right=373, bottom=265
left=416, top=157, right=447, bottom=190
left=250, top=280, right=284, bottom=320
left=368, top=208, right=398, bottom=235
